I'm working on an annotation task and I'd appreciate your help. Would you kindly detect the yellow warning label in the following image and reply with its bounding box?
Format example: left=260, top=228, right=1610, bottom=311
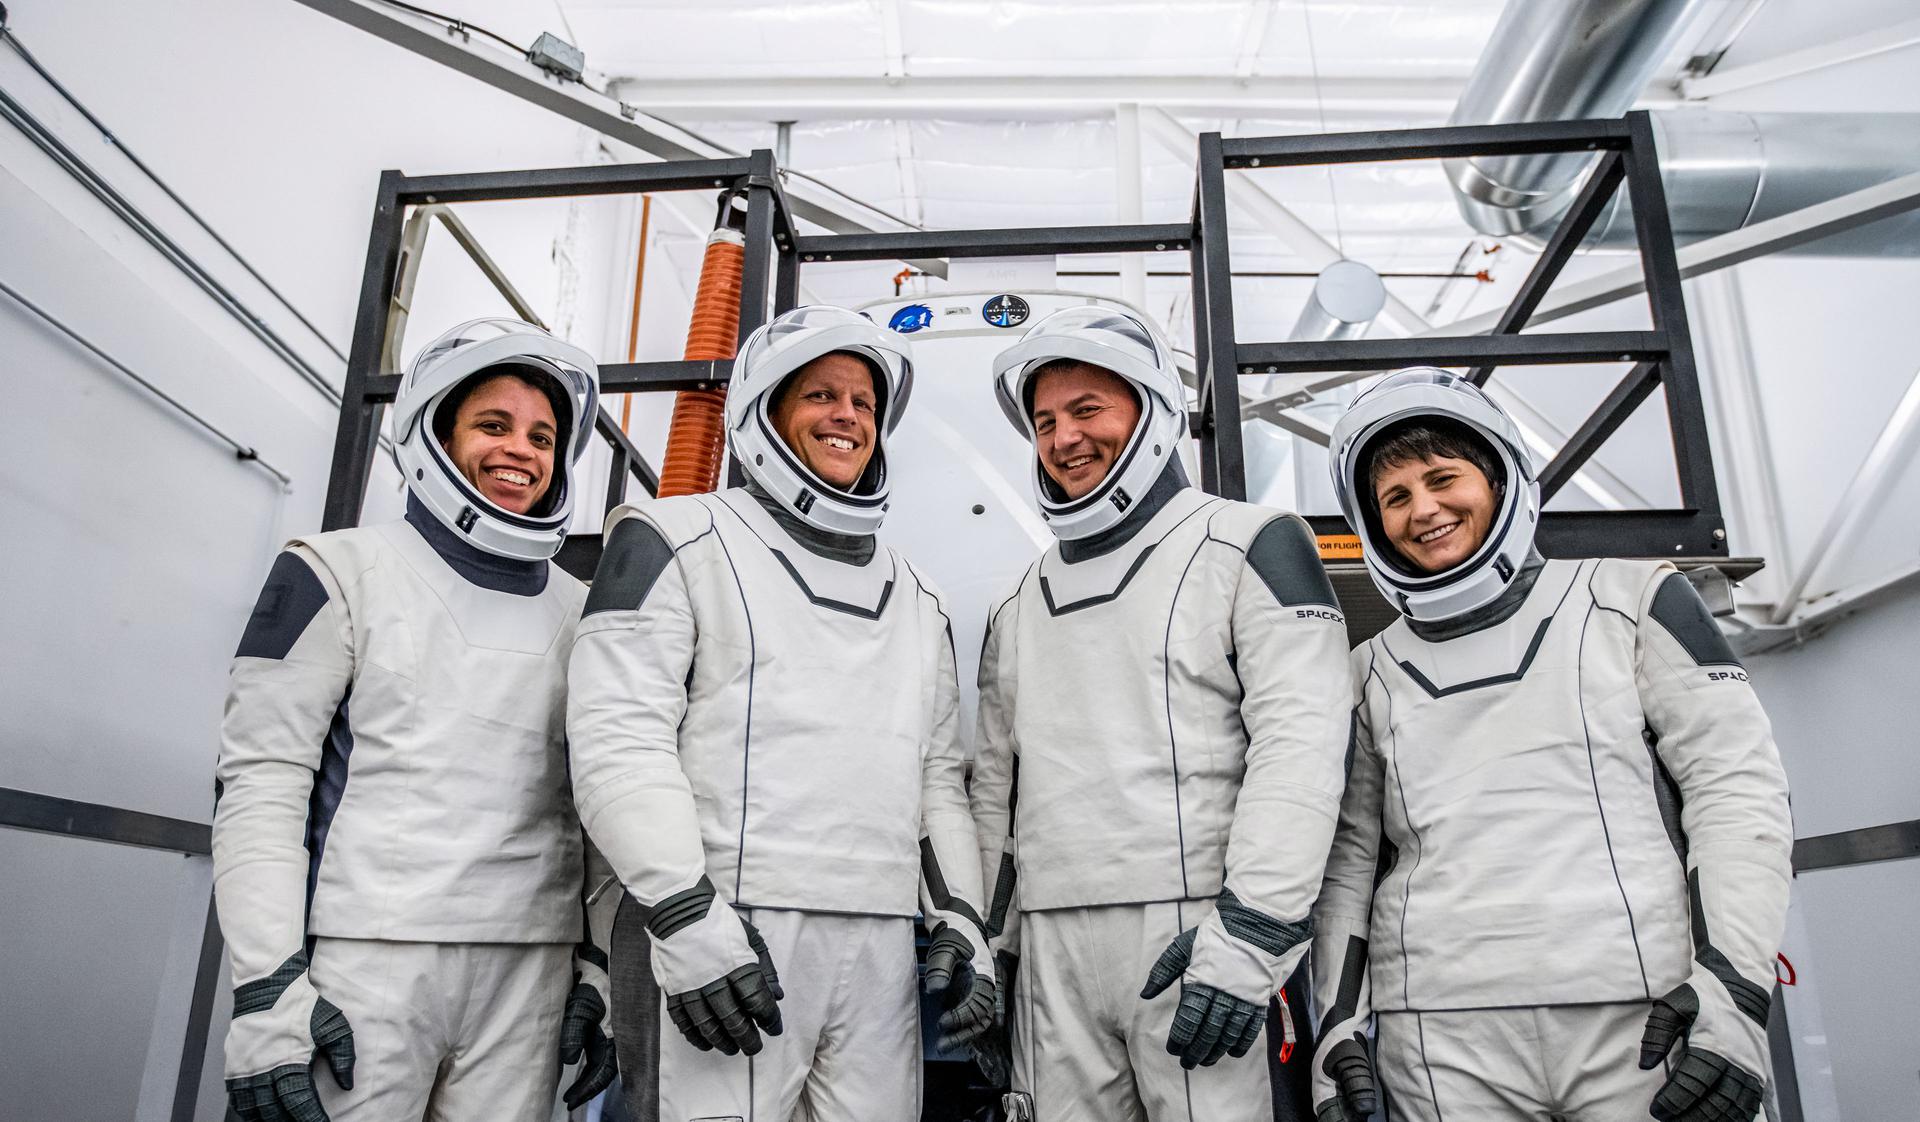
left=1316, top=535, right=1363, bottom=561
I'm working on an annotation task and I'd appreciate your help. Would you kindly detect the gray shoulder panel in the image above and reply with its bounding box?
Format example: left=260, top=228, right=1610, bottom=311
left=235, top=551, right=330, bottom=660
left=1649, top=572, right=1742, bottom=668
left=1244, top=516, right=1339, bottom=609
left=583, top=518, right=676, bottom=617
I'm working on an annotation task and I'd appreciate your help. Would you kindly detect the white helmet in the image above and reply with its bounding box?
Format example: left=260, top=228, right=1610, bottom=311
left=1328, top=367, right=1540, bottom=623
left=991, top=305, right=1187, bottom=541
left=392, top=317, right=600, bottom=562
left=727, top=305, right=915, bottom=536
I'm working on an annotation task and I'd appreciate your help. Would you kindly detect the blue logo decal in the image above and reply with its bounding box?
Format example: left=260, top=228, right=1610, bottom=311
left=889, top=304, right=933, bottom=334
left=983, top=294, right=1031, bottom=329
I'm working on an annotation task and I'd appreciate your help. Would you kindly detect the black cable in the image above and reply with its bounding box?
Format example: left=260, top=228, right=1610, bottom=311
left=0, top=83, right=343, bottom=406
left=0, top=274, right=293, bottom=486
left=0, top=24, right=348, bottom=363
left=370, top=0, right=529, bottom=57
left=344, top=0, right=924, bottom=235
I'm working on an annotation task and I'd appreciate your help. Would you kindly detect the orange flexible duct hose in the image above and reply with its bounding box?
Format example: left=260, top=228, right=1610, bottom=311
left=657, top=227, right=745, bottom=497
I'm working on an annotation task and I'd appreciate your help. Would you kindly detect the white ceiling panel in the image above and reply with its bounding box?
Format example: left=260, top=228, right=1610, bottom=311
left=1259, top=2, right=1506, bottom=78
left=899, top=0, right=1255, bottom=77
left=562, top=0, right=890, bottom=78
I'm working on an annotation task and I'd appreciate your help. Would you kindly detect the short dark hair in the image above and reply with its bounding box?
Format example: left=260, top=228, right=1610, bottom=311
left=1361, top=417, right=1504, bottom=499
left=432, top=364, right=573, bottom=517
left=432, top=365, right=566, bottom=446
left=1023, top=359, right=1138, bottom=421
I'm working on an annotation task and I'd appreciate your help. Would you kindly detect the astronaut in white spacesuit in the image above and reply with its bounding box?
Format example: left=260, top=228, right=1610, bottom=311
left=567, top=304, right=996, bottom=1121
left=968, top=305, right=1353, bottom=1121
left=212, top=318, right=616, bottom=1122
left=1308, top=368, right=1793, bottom=1122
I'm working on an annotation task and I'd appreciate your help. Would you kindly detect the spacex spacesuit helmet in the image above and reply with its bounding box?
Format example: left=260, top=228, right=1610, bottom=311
left=991, top=305, right=1187, bottom=541
left=392, top=317, right=600, bottom=562
left=727, top=304, right=916, bottom=536
left=1329, top=367, right=1541, bottom=623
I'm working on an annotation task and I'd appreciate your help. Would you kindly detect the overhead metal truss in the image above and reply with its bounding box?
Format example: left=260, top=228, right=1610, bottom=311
left=324, top=112, right=1734, bottom=571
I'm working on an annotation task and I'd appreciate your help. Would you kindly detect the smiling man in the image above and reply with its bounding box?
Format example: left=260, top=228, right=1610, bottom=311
left=967, top=305, right=1352, bottom=1121
left=212, top=319, right=616, bottom=1122
left=1309, top=368, right=1793, bottom=1122
left=568, top=304, right=995, bottom=1121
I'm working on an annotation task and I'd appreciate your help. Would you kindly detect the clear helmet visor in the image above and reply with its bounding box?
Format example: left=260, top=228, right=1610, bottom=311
left=1329, top=367, right=1542, bottom=622
left=392, top=317, right=601, bottom=562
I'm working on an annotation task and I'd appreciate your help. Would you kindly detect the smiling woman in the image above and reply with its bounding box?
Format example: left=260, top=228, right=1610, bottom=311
left=435, top=371, right=562, bottom=516
left=1365, top=419, right=1505, bottom=574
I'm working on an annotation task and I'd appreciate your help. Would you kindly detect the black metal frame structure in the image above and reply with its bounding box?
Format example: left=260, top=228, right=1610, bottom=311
left=320, top=149, right=794, bottom=531
left=1188, top=114, right=1724, bottom=557
left=324, top=113, right=1724, bottom=565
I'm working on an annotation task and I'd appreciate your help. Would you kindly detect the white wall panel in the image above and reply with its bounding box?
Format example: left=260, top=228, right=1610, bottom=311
left=0, top=832, right=206, bottom=1120
left=1748, top=579, right=1920, bottom=1120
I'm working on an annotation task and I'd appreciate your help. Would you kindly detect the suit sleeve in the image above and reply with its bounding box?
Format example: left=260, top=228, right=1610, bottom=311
left=1311, top=646, right=1385, bottom=1037
left=1635, top=566, right=1793, bottom=1001
left=914, top=576, right=993, bottom=966
left=567, top=513, right=711, bottom=908
left=968, top=591, right=1022, bottom=956
left=212, top=547, right=353, bottom=988
left=1225, top=515, right=1354, bottom=930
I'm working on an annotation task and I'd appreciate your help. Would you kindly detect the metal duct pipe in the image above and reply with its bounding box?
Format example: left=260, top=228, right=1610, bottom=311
left=1290, top=259, right=1388, bottom=342
left=1558, top=110, right=1920, bottom=255
left=1449, top=0, right=1920, bottom=255
left=1287, top=261, right=1386, bottom=511
left=1447, top=0, right=1704, bottom=236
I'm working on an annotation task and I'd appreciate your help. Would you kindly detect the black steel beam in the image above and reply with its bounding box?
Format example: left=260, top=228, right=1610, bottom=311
left=364, top=359, right=734, bottom=402
left=394, top=158, right=754, bottom=206
left=321, top=172, right=405, bottom=531
left=1220, top=119, right=1629, bottom=168
left=604, top=359, right=734, bottom=394
left=593, top=407, right=660, bottom=499
left=1624, top=111, right=1724, bottom=546
left=1194, top=133, right=1246, bottom=499
left=1767, top=987, right=1805, bottom=1122
left=0, top=786, right=211, bottom=855
left=603, top=442, right=630, bottom=514
left=1302, top=512, right=1739, bottom=561
left=1793, top=819, right=1920, bottom=872
left=774, top=247, right=800, bottom=315
left=1537, top=362, right=1661, bottom=502
left=738, top=149, right=779, bottom=344
left=171, top=896, right=223, bottom=1122
left=792, top=223, right=1192, bottom=263
left=1186, top=189, right=1215, bottom=480
left=1235, top=331, right=1667, bottom=375
left=1468, top=150, right=1627, bottom=386
left=1535, top=510, right=1722, bottom=557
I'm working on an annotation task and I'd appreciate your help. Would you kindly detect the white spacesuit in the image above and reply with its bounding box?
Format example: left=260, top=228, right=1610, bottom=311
left=1309, top=369, right=1793, bottom=1122
left=970, top=306, right=1353, bottom=1120
left=567, top=305, right=995, bottom=1121
left=213, top=319, right=615, bottom=1121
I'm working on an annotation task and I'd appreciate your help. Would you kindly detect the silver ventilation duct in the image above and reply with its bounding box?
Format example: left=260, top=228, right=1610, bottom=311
left=1448, top=0, right=1920, bottom=255
left=1290, top=259, right=1388, bottom=342
left=1447, top=0, right=1703, bottom=236
left=1287, top=262, right=1386, bottom=512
